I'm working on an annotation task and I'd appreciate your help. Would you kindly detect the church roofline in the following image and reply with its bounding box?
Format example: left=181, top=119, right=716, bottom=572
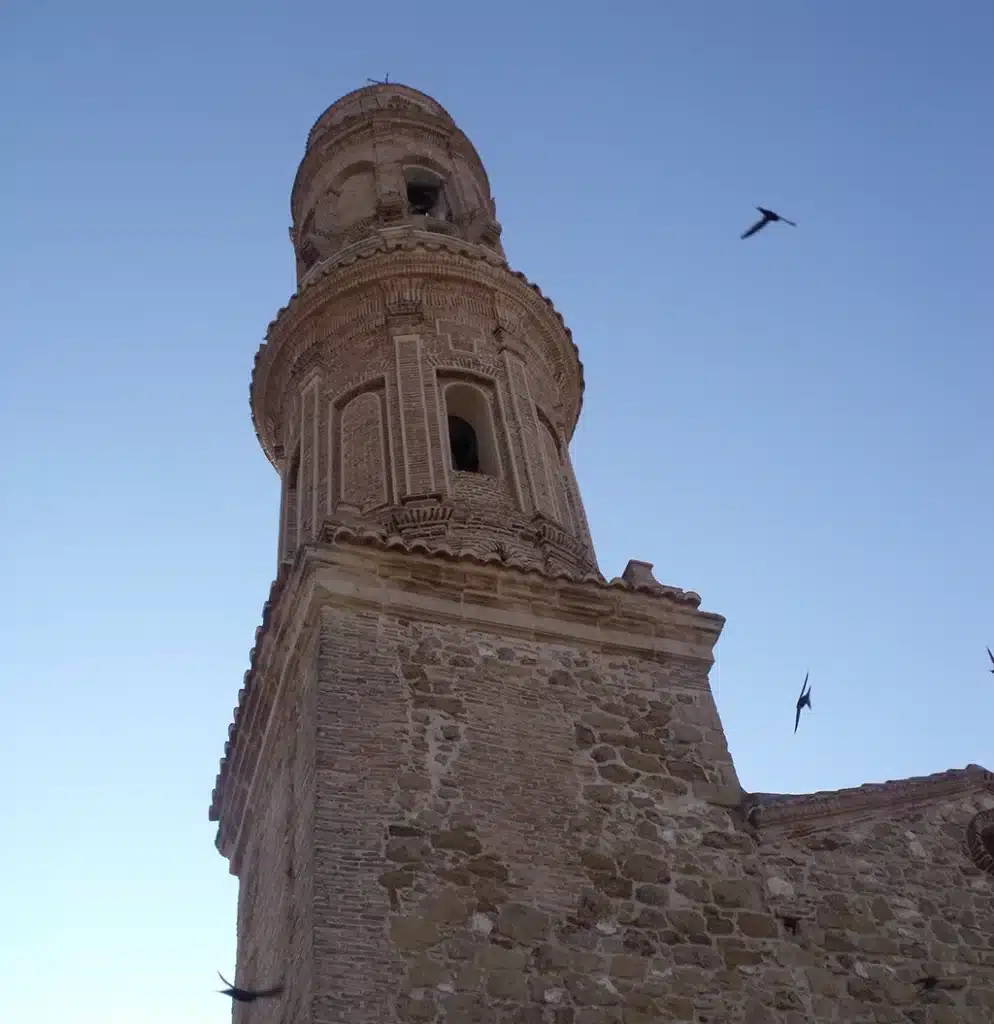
left=743, top=763, right=994, bottom=833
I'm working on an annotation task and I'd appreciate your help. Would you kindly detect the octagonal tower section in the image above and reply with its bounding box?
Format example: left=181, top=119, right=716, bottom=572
left=253, top=84, right=598, bottom=579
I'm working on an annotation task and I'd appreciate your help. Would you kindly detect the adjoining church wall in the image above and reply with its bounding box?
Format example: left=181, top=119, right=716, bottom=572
left=755, top=792, right=994, bottom=1022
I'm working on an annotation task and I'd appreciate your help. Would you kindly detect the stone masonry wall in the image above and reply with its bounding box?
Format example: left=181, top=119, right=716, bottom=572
left=756, top=793, right=994, bottom=1023
left=305, top=599, right=994, bottom=1024
left=310, top=602, right=786, bottom=1024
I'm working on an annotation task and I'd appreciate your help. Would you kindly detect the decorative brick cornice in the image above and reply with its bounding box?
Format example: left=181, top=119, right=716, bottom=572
left=312, top=522, right=704, bottom=607
left=208, top=530, right=719, bottom=834
left=743, top=764, right=994, bottom=835
left=387, top=501, right=455, bottom=541
left=250, top=232, right=586, bottom=468
left=531, top=512, right=598, bottom=574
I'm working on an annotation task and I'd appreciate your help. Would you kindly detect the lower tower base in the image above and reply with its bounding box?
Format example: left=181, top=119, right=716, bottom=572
left=212, top=530, right=760, bottom=1023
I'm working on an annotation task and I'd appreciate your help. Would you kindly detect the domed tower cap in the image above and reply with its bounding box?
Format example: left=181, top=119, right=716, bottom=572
left=305, top=82, right=457, bottom=153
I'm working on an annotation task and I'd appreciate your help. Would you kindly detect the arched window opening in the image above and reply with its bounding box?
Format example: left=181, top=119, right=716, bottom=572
left=448, top=416, right=479, bottom=472
left=405, top=167, right=450, bottom=220
left=443, top=381, right=499, bottom=477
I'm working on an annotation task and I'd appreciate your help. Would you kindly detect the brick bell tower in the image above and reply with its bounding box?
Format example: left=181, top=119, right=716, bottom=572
left=210, top=84, right=738, bottom=1024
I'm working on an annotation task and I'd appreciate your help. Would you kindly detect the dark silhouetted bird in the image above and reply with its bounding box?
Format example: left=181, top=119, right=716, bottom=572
left=217, top=972, right=284, bottom=1003
left=741, top=206, right=797, bottom=239
left=794, top=672, right=812, bottom=734
left=987, top=646, right=994, bottom=673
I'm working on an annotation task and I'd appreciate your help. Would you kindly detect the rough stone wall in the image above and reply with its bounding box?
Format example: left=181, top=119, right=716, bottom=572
left=756, top=794, right=994, bottom=1023
left=310, top=601, right=774, bottom=1024
left=303, top=597, right=994, bottom=1024
left=232, top=636, right=318, bottom=1024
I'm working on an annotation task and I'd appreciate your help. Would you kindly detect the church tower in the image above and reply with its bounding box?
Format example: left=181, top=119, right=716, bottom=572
left=210, top=84, right=741, bottom=1024
left=264, top=83, right=597, bottom=576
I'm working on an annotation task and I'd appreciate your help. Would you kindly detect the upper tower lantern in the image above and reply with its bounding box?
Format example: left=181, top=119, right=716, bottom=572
left=291, top=83, right=504, bottom=280
left=252, top=83, right=598, bottom=577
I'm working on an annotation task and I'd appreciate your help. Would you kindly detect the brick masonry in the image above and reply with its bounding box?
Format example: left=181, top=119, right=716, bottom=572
left=211, top=85, right=994, bottom=1023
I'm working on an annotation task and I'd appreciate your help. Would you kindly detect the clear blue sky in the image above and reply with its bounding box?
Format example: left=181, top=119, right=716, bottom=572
left=2, top=2, right=992, bottom=1021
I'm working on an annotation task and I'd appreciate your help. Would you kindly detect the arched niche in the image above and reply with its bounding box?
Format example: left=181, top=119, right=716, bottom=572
left=330, top=162, right=377, bottom=226
left=336, top=386, right=389, bottom=512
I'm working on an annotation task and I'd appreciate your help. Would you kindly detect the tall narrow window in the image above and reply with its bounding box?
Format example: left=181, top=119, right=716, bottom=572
left=443, top=381, right=499, bottom=477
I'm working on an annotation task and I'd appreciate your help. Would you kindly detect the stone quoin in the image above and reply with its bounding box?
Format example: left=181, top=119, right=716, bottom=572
left=209, top=84, right=994, bottom=1023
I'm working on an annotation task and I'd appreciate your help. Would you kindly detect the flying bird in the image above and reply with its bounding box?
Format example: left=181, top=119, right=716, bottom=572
left=987, top=646, right=994, bottom=673
left=217, top=972, right=284, bottom=1003
left=794, top=672, right=812, bottom=734
left=741, top=206, right=797, bottom=240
